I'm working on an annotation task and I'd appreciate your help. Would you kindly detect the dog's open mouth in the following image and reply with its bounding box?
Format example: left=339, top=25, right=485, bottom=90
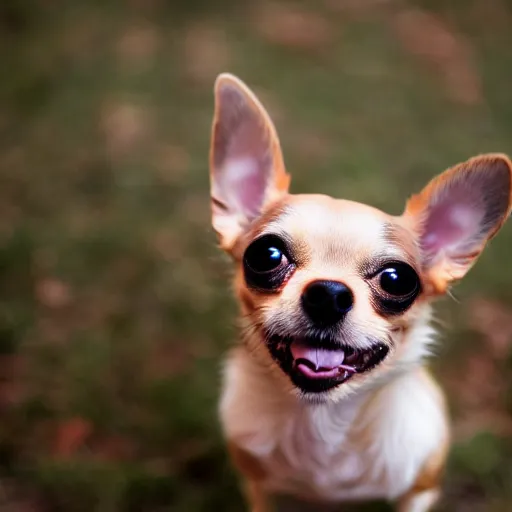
left=268, top=335, right=389, bottom=393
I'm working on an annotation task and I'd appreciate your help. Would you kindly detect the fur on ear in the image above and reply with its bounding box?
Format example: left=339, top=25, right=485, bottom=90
left=403, top=153, right=512, bottom=294
left=209, top=73, right=290, bottom=251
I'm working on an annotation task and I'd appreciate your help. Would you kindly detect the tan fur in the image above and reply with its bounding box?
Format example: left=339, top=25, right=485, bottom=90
left=228, top=442, right=272, bottom=512
left=208, top=73, right=512, bottom=511
left=228, top=441, right=268, bottom=481
left=244, top=480, right=271, bottom=512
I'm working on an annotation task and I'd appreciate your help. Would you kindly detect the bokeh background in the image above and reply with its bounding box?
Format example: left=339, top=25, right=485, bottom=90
left=1, top=0, right=512, bottom=510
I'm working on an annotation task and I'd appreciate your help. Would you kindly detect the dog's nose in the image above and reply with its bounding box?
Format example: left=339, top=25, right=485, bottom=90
left=301, top=280, right=353, bottom=326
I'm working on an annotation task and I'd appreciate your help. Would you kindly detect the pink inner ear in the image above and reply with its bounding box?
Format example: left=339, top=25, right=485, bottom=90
left=422, top=187, right=484, bottom=260
left=212, top=83, right=275, bottom=224
left=223, top=156, right=268, bottom=219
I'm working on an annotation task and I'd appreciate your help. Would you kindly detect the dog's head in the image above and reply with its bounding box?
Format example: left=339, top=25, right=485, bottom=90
left=209, top=73, right=512, bottom=402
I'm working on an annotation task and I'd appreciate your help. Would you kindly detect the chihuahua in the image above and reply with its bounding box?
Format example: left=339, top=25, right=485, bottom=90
left=208, top=73, right=512, bottom=512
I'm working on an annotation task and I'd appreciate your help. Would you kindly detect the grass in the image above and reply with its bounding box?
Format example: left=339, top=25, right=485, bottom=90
left=1, top=0, right=512, bottom=510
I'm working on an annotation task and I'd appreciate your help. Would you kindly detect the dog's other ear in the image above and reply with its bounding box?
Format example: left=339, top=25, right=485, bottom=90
left=403, top=153, right=512, bottom=294
left=209, top=73, right=290, bottom=251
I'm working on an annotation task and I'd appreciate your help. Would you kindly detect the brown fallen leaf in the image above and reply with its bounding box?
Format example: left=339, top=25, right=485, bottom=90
left=90, top=435, right=136, bottom=462
left=390, top=8, right=482, bottom=105
left=444, top=347, right=511, bottom=444
left=444, top=349, right=504, bottom=412
left=101, top=101, right=152, bottom=160
left=116, top=22, right=159, bottom=70
left=453, top=410, right=512, bottom=442
left=0, top=479, right=43, bottom=512
left=467, top=297, right=512, bottom=359
left=0, top=381, right=25, bottom=410
left=35, top=278, right=72, bottom=309
left=0, top=355, right=26, bottom=411
left=53, top=417, right=92, bottom=457
left=325, top=0, right=396, bottom=18
left=143, top=340, right=191, bottom=380
left=252, top=2, right=334, bottom=52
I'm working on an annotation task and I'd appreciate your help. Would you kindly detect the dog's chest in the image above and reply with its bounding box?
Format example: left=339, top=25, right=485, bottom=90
left=220, top=351, right=447, bottom=503
left=238, top=402, right=388, bottom=501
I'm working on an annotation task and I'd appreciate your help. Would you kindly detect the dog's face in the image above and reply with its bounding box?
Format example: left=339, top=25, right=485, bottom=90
left=209, top=74, right=512, bottom=402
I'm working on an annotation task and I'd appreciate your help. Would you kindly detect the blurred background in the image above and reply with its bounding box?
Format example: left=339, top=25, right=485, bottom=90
left=1, top=0, right=512, bottom=510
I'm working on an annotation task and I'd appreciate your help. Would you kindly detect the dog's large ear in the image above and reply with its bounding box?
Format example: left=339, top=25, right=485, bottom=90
left=209, top=73, right=290, bottom=251
left=403, top=154, right=512, bottom=294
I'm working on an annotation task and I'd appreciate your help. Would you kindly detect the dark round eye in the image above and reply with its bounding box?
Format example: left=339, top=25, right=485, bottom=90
left=243, top=235, right=294, bottom=291
left=244, top=235, right=288, bottom=273
left=379, top=263, right=420, bottom=297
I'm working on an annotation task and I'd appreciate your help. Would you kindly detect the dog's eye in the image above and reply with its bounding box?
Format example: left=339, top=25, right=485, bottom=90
left=244, top=235, right=289, bottom=273
left=379, top=263, right=419, bottom=297
left=243, top=235, right=295, bottom=291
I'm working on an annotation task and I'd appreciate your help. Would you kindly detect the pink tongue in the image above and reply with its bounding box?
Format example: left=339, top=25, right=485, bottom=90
left=290, top=341, right=345, bottom=370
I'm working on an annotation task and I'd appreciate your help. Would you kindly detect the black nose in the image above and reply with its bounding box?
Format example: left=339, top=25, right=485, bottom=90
left=301, top=280, right=353, bottom=326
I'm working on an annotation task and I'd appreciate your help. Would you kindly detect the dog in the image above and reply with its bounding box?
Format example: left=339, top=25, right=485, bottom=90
left=208, top=73, right=512, bottom=511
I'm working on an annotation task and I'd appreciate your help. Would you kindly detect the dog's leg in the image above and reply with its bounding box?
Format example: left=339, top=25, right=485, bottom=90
left=244, top=479, right=272, bottom=512
left=396, top=434, right=448, bottom=512
left=228, top=441, right=272, bottom=511
left=397, top=488, right=440, bottom=512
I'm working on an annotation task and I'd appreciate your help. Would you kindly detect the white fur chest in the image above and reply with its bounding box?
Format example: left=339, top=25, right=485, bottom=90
left=219, top=348, right=448, bottom=504
left=247, top=399, right=381, bottom=501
